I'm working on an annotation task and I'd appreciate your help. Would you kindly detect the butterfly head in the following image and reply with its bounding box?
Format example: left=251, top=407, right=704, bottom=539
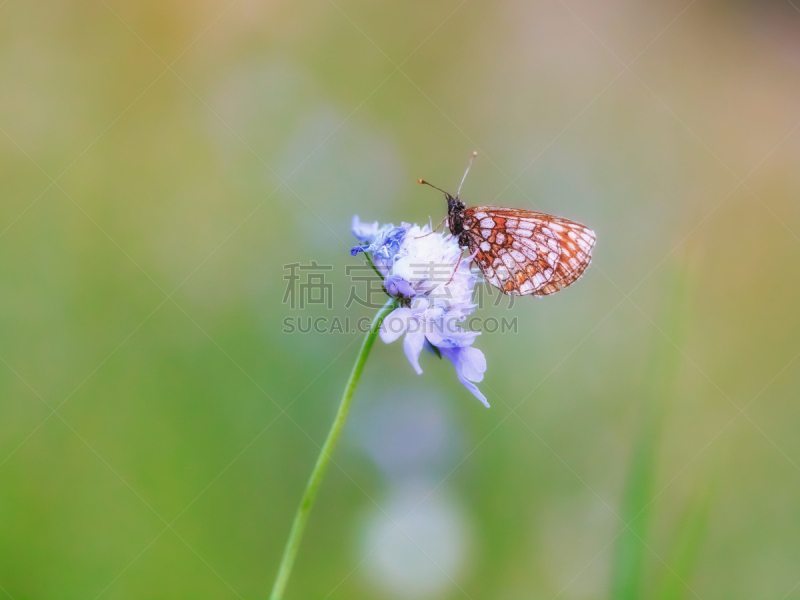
left=418, top=179, right=466, bottom=235
left=446, top=193, right=467, bottom=234
left=446, top=192, right=465, bottom=213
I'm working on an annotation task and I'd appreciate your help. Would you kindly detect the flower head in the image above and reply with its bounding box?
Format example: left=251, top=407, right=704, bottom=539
left=351, top=215, right=489, bottom=407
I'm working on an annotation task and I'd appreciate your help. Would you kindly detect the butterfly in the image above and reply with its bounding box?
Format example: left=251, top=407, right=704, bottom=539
left=419, top=153, right=596, bottom=297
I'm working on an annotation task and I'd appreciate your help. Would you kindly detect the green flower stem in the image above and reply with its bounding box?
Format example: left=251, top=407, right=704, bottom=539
left=363, top=252, right=384, bottom=280
left=269, top=298, right=397, bottom=600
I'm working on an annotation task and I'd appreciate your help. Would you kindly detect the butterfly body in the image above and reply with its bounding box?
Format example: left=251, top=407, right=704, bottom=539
left=443, top=191, right=596, bottom=297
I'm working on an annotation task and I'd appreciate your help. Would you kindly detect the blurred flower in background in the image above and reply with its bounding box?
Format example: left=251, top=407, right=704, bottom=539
left=351, top=392, right=473, bottom=598
left=359, top=484, right=471, bottom=599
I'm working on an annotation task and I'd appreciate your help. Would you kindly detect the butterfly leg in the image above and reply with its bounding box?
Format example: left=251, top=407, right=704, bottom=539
left=445, top=252, right=463, bottom=286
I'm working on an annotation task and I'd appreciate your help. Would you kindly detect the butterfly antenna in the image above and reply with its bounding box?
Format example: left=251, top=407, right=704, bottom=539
left=457, top=151, right=478, bottom=196
left=418, top=179, right=451, bottom=197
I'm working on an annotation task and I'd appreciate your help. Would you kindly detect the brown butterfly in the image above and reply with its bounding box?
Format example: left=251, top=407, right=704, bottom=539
left=419, top=154, right=596, bottom=297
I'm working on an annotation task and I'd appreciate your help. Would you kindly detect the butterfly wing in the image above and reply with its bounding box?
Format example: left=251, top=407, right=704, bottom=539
left=462, top=206, right=596, bottom=297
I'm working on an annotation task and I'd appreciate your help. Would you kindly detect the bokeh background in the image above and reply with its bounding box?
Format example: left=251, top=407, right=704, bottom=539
left=2, top=0, right=800, bottom=598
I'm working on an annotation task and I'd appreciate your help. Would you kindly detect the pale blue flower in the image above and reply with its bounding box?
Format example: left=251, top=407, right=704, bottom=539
left=352, top=217, right=489, bottom=407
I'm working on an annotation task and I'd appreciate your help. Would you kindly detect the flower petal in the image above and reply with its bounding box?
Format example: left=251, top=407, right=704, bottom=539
left=403, top=328, right=426, bottom=375
left=440, top=347, right=490, bottom=408
left=458, top=346, right=487, bottom=382
left=373, top=225, right=409, bottom=260
left=458, top=378, right=490, bottom=408
left=384, top=275, right=416, bottom=298
left=426, top=320, right=479, bottom=348
left=380, top=307, right=411, bottom=344
left=352, top=215, right=380, bottom=241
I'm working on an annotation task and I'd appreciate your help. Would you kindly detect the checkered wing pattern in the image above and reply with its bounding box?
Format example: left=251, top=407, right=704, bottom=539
left=462, top=207, right=596, bottom=296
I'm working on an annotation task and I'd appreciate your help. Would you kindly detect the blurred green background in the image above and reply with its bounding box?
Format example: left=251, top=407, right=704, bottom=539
left=1, top=0, right=800, bottom=598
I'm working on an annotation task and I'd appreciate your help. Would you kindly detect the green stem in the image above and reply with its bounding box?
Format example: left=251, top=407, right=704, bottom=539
left=363, top=252, right=384, bottom=280
left=269, top=298, right=396, bottom=600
